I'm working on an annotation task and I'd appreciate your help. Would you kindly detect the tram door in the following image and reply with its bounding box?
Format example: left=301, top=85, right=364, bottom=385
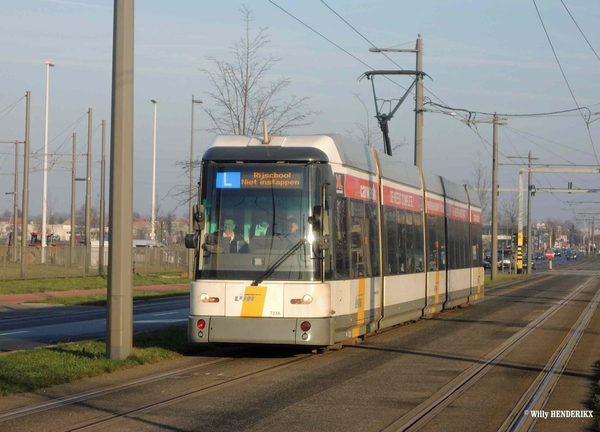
left=349, top=200, right=379, bottom=326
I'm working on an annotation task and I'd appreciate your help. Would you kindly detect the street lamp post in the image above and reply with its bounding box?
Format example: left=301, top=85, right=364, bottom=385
left=189, top=95, right=202, bottom=279
left=150, top=99, right=158, bottom=240
left=41, top=61, right=55, bottom=263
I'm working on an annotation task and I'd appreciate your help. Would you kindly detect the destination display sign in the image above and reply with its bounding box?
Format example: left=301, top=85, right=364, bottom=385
left=383, top=185, right=421, bottom=211
left=216, top=171, right=303, bottom=189
left=447, top=203, right=470, bottom=222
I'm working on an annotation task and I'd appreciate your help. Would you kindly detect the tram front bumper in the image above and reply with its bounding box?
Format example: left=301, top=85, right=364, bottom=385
left=188, top=316, right=334, bottom=346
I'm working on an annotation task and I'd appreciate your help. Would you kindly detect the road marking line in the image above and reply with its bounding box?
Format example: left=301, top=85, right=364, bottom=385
left=0, top=330, right=30, bottom=336
left=151, top=311, right=179, bottom=316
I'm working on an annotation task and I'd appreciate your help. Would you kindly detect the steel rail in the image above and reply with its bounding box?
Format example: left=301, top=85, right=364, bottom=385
left=0, top=357, right=236, bottom=422
left=381, top=276, right=596, bottom=432
left=65, top=352, right=317, bottom=431
left=501, top=279, right=600, bottom=431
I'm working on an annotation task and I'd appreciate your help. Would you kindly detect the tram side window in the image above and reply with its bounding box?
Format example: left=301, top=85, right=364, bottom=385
left=397, top=209, right=407, bottom=274
left=334, top=198, right=350, bottom=278
left=437, top=214, right=446, bottom=271
left=439, top=215, right=445, bottom=269
left=447, top=217, right=456, bottom=270
left=405, top=211, right=415, bottom=273
left=427, top=214, right=438, bottom=271
left=462, top=220, right=469, bottom=269
left=366, top=203, right=380, bottom=277
left=350, top=200, right=365, bottom=278
left=472, top=221, right=482, bottom=267
left=384, top=207, right=398, bottom=275
left=414, top=212, right=424, bottom=272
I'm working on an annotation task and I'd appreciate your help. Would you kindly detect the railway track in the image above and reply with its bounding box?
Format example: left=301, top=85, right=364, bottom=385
left=383, top=259, right=600, bottom=431
left=0, top=259, right=596, bottom=431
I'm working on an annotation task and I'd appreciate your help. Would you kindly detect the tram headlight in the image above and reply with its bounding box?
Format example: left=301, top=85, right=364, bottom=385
left=302, top=294, right=313, bottom=304
left=199, top=293, right=209, bottom=303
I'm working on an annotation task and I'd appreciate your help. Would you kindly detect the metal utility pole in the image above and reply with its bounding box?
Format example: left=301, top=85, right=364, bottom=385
left=107, top=0, right=134, bottom=360
left=99, top=120, right=106, bottom=275
left=71, top=133, right=77, bottom=265
left=189, top=95, right=202, bottom=279
left=367, top=35, right=426, bottom=160
left=463, top=114, right=507, bottom=280
left=85, top=108, right=92, bottom=274
left=20, top=91, right=31, bottom=278
left=491, top=115, right=500, bottom=280
left=414, top=36, right=423, bottom=170
left=150, top=98, right=158, bottom=240
left=12, top=141, right=19, bottom=263
left=42, top=61, right=55, bottom=264
left=526, top=152, right=537, bottom=274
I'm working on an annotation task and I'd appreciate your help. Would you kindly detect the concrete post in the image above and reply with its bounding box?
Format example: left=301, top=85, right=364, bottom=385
left=107, top=0, right=134, bottom=360
left=20, top=91, right=31, bottom=278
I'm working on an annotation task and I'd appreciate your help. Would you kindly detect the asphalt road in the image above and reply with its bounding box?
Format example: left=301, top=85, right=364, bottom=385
left=0, top=298, right=188, bottom=352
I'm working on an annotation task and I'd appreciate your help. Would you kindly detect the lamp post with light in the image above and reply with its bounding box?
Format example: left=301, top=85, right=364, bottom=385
left=41, top=60, right=55, bottom=262
left=188, top=95, right=202, bottom=278
left=150, top=98, right=158, bottom=240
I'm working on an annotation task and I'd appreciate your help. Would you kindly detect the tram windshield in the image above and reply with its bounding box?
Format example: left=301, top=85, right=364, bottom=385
left=199, top=163, right=320, bottom=281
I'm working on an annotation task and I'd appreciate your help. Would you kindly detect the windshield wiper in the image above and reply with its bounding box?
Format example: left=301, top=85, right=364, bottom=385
left=250, top=239, right=306, bottom=286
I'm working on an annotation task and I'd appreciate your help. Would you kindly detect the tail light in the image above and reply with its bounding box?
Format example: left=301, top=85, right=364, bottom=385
left=300, top=321, right=311, bottom=331
left=197, top=319, right=206, bottom=330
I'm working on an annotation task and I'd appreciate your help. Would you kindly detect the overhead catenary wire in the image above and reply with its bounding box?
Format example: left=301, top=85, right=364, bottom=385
left=532, top=0, right=599, bottom=165
left=0, top=95, right=25, bottom=123
left=267, top=0, right=409, bottom=93
left=504, top=126, right=596, bottom=159
left=560, top=0, right=600, bottom=64
left=318, top=0, right=470, bottom=123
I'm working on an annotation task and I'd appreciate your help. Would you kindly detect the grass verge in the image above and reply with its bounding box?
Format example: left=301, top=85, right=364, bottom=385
left=0, top=273, right=190, bottom=295
left=26, top=289, right=190, bottom=307
left=0, top=327, right=192, bottom=397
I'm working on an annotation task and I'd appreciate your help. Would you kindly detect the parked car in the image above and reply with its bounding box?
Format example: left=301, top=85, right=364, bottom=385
left=483, top=257, right=492, bottom=269
left=497, top=252, right=512, bottom=269
left=522, top=254, right=536, bottom=270
left=566, top=250, right=577, bottom=260
left=534, top=252, right=545, bottom=260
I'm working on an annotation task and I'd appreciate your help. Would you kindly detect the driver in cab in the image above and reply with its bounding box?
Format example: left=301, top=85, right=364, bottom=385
left=206, top=218, right=248, bottom=253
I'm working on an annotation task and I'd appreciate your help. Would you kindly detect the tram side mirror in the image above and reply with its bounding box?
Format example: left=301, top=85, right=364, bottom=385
left=185, top=233, right=196, bottom=249
left=309, top=205, right=322, bottom=231
left=193, top=204, right=205, bottom=230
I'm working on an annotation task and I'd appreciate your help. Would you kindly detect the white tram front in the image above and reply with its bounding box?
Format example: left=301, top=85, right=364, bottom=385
left=186, top=133, right=484, bottom=346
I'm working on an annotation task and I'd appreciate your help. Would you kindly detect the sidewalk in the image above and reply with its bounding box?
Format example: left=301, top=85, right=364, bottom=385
left=0, top=283, right=189, bottom=306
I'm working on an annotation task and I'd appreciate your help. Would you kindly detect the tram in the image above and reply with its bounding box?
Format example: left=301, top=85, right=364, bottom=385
left=185, top=133, right=483, bottom=346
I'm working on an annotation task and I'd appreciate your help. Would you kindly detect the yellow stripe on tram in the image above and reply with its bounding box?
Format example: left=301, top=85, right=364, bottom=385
left=241, top=286, right=267, bottom=317
left=351, top=279, right=366, bottom=338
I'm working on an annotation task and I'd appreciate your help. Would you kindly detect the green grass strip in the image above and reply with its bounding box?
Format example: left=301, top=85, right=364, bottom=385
left=0, top=273, right=190, bottom=295
left=26, top=290, right=190, bottom=307
left=0, top=327, right=194, bottom=397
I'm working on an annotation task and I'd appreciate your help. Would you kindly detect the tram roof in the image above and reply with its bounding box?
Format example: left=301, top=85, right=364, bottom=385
left=203, top=133, right=378, bottom=174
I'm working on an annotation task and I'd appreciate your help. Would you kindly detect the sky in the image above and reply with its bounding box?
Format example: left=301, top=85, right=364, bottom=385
left=1, top=0, right=599, bottom=230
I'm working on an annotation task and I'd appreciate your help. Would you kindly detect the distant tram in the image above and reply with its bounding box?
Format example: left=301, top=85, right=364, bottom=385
left=185, top=133, right=483, bottom=346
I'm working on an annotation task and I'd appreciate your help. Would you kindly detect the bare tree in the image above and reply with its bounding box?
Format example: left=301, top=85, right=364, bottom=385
left=464, top=154, right=491, bottom=222
left=200, top=5, right=315, bottom=136
left=499, top=192, right=518, bottom=235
